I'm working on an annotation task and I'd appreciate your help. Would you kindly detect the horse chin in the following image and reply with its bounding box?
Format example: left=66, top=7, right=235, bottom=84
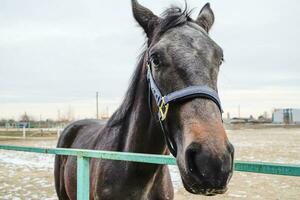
left=181, top=177, right=228, bottom=196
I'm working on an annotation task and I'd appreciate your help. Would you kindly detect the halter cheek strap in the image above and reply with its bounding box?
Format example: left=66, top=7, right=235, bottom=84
left=146, top=64, right=223, bottom=157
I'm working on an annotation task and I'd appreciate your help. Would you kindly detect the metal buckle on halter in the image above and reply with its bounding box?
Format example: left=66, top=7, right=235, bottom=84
left=159, top=97, right=169, bottom=121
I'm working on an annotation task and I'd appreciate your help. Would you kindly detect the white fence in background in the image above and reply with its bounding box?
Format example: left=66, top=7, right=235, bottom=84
left=0, top=127, right=64, bottom=138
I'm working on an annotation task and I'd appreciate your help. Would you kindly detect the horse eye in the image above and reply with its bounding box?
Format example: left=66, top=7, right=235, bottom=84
left=150, top=54, right=160, bottom=67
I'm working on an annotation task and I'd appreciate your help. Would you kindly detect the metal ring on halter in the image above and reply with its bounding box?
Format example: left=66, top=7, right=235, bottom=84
left=159, top=97, right=169, bottom=121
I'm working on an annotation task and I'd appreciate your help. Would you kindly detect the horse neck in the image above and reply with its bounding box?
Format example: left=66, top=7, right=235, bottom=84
left=125, top=84, right=166, bottom=154
left=107, top=61, right=167, bottom=155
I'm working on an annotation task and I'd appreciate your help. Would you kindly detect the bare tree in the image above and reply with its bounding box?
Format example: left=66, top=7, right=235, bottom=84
left=61, top=106, right=75, bottom=122
left=19, top=112, right=33, bottom=122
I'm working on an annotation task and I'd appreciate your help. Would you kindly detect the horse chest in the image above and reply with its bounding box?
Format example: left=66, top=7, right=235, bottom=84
left=91, top=164, right=172, bottom=200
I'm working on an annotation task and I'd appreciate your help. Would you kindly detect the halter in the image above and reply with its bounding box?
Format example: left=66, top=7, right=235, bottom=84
left=146, top=62, right=223, bottom=157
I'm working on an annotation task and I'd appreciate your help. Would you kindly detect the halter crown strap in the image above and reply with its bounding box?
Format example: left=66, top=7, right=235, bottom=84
left=146, top=66, right=163, bottom=107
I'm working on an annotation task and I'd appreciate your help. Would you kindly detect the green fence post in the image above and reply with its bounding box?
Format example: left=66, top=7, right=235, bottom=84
left=77, top=156, right=90, bottom=200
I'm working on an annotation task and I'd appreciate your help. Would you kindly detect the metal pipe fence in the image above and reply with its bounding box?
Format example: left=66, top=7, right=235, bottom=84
left=0, top=145, right=299, bottom=200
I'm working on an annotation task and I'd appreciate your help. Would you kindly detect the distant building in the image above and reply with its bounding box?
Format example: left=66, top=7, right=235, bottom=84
left=272, top=108, right=300, bottom=124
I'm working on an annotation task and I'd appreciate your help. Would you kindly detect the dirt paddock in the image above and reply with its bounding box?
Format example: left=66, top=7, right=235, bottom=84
left=0, top=127, right=299, bottom=199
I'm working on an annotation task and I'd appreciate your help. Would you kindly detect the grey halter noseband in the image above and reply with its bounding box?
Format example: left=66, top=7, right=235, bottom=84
left=146, top=62, right=223, bottom=157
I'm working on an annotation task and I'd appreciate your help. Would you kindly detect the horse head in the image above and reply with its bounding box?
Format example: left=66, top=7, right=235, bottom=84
left=132, top=0, right=234, bottom=196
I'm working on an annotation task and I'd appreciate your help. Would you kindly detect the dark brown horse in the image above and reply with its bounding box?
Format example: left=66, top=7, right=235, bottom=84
left=54, top=1, right=234, bottom=199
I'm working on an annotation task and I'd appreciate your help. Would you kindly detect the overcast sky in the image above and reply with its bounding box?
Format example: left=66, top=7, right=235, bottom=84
left=0, top=0, right=300, bottom=120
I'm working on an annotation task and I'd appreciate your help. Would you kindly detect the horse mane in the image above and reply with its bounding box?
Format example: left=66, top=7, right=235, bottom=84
left=106, top=5, right=193, bottom=128
left=106, top=51, right=146, bottom=127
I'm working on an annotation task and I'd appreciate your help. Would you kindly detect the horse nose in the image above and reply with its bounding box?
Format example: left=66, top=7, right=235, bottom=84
left=186, top=143, right=233, bottom=189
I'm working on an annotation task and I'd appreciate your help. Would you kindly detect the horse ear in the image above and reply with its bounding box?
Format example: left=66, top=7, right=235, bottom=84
left=131, top=0, right=159, bottom=38
left=195, top=3, right=215, bottom=33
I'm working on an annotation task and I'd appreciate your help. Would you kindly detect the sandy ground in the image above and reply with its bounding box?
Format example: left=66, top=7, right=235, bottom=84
left=0, top=128, right=299, bottom=199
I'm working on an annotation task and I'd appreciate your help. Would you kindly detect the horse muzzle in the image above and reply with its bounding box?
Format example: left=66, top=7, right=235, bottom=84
left=181, top=142, right=234, bottom=196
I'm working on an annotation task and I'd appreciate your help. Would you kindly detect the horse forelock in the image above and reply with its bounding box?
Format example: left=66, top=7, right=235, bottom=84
left=154, top=5, right=193, bottom=39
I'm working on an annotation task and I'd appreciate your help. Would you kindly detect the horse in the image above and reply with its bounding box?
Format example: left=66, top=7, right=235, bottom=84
left=54, top=0, right=234, bottom=199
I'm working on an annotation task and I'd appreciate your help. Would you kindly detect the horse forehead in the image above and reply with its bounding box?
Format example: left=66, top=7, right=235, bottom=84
left=157, top=23, right=222, bottom=56
left=160, top=24, right=202, bottom=44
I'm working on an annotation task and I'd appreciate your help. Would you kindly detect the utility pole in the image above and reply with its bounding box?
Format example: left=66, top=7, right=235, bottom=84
left=57, top=109, right=61, bottom=121
left=96, top=92, right=99, bottom=119
left=39, top=114, right=42, bottom=128
left=238, top=105, right=241, bottom=118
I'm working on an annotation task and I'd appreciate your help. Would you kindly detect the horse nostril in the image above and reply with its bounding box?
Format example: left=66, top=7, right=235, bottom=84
left=186, top=149, right=200, bottom=175
left=186, top=147, right=211, bottom=179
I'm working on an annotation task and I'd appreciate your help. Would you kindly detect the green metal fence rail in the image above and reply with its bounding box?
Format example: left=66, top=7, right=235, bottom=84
left=0, top=145, right=299, bottom=200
